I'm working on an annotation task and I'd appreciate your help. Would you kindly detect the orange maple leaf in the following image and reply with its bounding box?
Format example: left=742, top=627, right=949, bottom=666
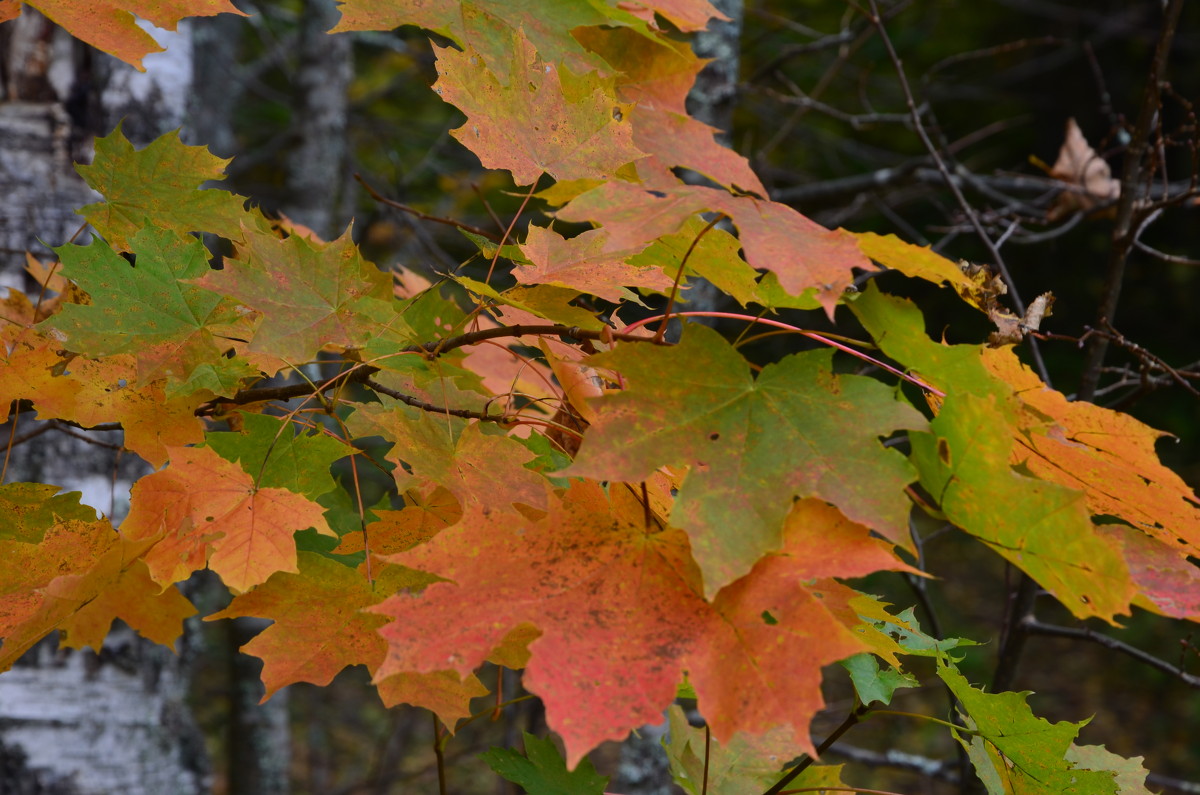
left=121, top=446, right=333, bottom=591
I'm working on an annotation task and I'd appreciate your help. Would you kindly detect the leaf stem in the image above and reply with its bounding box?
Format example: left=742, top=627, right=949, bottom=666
left=432, top=713, right=448, bottom=795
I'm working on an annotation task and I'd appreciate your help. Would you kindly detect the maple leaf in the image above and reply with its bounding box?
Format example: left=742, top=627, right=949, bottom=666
left=1065, top=745, right=1154, bottom=795
left=429, top=28, right=644, bottom=186
left=368, top=482, right=904, bottom=766
left=194, top=225, right=402, bottom=364
left=1100, top=525, right=1200, bottom=621
left=556, top=163, right=872, bottom=314
left=207, top=551, right=486, bottom=726
left=574, top=26, right=766, bottom=194
left=982, top=347, right=1200, bottom=555
left=204, top=413, right=348, bottom=501
left=619, top=0, right=728, bottom=32
left=853, top=231, right=982, bottom=294
left=482, top=733, right=609, bottom=795
left=628, top=217, right=760, bottom=307
left=938, top=660, right=1119, bottom=794
left=0, top=503, right=193, bottom=671
left=852, top=285, right=1138, bottom=620
left=46, top=226, right=253, bottom=388
left=664, top=705, right=845, bottom=795
left=75, top=127, right=258, bottom=248
left=120, top=445, right=333, bottom=592
left=333, top=0, right=650, bottom=81
left=6, top=0, right=244, bottom=70
left=566, top=324, right=926, bottom=595
left=0, top=483, right=98, bottom=544
left=516, top=225, right=675, bottom=302
left=346, top=401, right=548, bottom=516
left=2, top=326, right=206, bottom=468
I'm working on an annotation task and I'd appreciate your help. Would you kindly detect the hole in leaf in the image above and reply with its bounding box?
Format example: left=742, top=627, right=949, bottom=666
left=612, top=106, right=622, bottom=122
left=761, top=610, right=778, bottom=625
left=708, top=432, right=719, bottom=441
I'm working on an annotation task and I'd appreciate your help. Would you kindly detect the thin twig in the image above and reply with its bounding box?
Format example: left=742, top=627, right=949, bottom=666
left=864, top=0, right=1052, bottom=386
left=356, top=173, right=501, bottom=242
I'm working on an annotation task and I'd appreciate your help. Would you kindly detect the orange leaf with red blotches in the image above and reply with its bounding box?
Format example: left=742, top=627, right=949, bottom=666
left=368, top=481, right=910, bottom=767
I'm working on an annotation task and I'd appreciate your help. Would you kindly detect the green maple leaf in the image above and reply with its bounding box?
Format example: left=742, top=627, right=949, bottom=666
left=939, top=660, right=1117, bottom=795
left=75, top=126, right=258, bottom=249
left=194, top=226, right=405, bottom=363
left=482, top=732, right=608, bottom=794
left=852, top=284, right=1137, bottom=621
left=841, top=653, right=918, bottom=706
left=0, top=484, right=98, bottom=544
left=204, top=413, right=348, bottom=500
left=46, top=225, right=254, bottom=388
left=566, top=324, right=927, bottom=596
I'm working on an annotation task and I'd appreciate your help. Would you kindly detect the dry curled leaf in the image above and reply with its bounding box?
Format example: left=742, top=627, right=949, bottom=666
left=1047, top=118, right=1119, bottom=219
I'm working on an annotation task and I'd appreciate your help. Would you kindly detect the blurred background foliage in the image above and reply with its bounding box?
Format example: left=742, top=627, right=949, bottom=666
left=107, top=0, right=1200, bottom=791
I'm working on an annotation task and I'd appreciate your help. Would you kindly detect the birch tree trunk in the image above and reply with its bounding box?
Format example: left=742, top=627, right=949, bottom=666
left=0, top=11, right=209, bottom=794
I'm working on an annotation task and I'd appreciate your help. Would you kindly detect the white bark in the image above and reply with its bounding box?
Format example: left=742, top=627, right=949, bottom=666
left=0, top=10, right=209, bottom=794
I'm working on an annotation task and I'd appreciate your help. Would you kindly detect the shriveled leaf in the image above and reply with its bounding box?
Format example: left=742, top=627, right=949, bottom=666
left=567, top=324, right=925, bottom=595
left=1047, top=118, right=1119, bottom=219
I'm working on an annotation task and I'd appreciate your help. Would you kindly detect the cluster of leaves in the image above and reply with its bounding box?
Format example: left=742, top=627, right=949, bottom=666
left=2, top=0, right=1198, bottom=792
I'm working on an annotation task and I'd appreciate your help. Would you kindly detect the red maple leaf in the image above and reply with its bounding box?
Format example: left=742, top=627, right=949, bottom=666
left=368, top=482, right=911, bottom=766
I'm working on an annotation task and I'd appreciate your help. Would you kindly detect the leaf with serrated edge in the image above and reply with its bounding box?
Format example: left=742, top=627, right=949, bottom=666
left=566, top=324, right=925, bottom=595
left=368, top=482, right=898, bottom=766
left=121, top=446, right=333, bottom=592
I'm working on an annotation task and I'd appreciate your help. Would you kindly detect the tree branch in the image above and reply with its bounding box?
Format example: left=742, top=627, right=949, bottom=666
left=1023, top=619, right=1200, bottom=688
left=1078, top=0, right=1186, bottom=401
